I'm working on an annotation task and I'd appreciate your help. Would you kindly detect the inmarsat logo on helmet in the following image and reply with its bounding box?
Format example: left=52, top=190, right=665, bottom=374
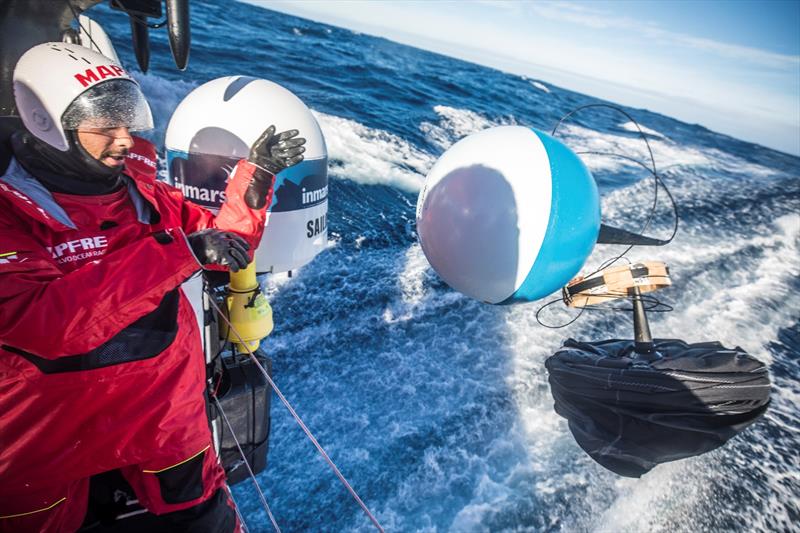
left=74, top=65, right=127, bottom=88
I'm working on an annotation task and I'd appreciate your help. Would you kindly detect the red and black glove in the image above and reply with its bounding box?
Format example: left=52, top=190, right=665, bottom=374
left=187, top=229, right=250, bottom=272
left=244, top=125, right=306, bottom=209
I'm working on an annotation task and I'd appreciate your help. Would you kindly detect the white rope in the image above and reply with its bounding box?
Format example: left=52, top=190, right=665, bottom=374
left=213, top=396, right=282, bottom=533
left=206, top=290, right=385, bottom=533
left=230, top=495, right=251, bottom=533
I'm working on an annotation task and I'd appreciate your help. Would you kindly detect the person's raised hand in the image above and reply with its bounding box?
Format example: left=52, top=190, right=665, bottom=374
left=248, top=125, right=306, bottom=175
left=244, top=125, right=306, bottom=209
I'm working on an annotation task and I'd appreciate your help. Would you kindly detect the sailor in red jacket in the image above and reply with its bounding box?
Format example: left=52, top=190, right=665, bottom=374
left=0, top=43, right=305, bottom=532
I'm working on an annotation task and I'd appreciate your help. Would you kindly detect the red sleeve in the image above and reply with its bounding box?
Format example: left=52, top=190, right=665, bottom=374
left=127, top=137, right=274, bottom=252
left=0, top=222, right=200, bottom=357
left=127, top=137, right=274, bottom=258
left=173, top=160, right=275, bottom=255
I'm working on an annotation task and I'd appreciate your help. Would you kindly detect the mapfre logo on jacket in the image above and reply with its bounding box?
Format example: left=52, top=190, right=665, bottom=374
left=47, top=235, right=109, bottom=264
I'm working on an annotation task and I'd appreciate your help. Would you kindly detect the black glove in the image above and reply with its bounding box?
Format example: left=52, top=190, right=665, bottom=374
left=187, top=229, right=250, bottom=272
left=244, top=125, right=306, bottom=209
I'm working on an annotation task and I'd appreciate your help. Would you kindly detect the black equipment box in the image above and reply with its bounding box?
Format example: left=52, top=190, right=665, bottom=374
left=212, top=354, right=273, bottom=486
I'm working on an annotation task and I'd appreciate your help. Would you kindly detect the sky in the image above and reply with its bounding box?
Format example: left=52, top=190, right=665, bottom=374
left=251, top=0, right=800, bottom=156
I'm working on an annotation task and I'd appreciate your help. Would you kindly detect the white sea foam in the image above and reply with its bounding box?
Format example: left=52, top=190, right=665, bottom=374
left=420, top=105, right=516, bottom=151
left=655, top=213, right=800, bottom=358
left=556, top=123, right=780, bottom=180
left=620, top=120, right=666, bottom=139
left=313, top=111, right=433, bottom=193
left=531, top=80, right=551, bottom=93
left=556, top=122, right=712, bottom=172
left=383, top=244, right=437, bottom=322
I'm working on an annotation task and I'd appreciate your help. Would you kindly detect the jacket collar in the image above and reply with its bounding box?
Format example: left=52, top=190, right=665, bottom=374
left=0, top=157, right=158, bottom=231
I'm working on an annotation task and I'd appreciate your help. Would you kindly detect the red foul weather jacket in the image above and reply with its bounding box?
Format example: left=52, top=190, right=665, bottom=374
left=0, top=138, right=271, bottom=519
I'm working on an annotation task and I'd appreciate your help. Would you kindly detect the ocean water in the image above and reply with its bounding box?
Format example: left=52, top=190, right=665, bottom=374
left=90, top=1, right=800, bottom=531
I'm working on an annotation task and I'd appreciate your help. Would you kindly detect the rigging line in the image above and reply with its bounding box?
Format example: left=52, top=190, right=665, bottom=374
left=64, top=0, right=102, bottom=53
left=213, top=396, right=282, bottom=533
left=205, top=290, right=386, bottom=533
left=233, top=499, right=250, bottom=533
left=225, top=483, right=251, bottom=533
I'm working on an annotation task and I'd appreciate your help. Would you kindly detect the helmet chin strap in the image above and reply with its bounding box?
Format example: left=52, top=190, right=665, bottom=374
left=11, top=130, right=124, bottom=195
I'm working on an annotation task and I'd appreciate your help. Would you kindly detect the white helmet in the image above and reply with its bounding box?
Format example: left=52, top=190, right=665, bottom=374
left=13, top=42, right=153, bottom=151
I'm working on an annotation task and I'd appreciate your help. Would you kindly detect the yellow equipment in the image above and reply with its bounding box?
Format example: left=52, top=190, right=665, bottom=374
left=220, top=261, right=273, bottom=352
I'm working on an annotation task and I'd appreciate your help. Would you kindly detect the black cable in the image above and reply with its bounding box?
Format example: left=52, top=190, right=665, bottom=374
left=551, top=103, right=658, bottom=176
left=537, top=290, right=673, bottom=329
left=577, top=292, right=674, bottom=313
left=577, top=151, right=679, bottom=245
left=535, top=297, right=586, bottom=329
left=552, top=104, right=670, bottom=278
left=535, top=104, right=680, bottom=329
left=577, top=150, right=679, bottom=276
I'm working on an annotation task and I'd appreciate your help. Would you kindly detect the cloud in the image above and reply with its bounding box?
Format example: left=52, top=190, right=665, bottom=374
left=528, top=1, right=657, bottom=31
left=527, top=1, right=799, bottom=70
left=673, top=34, right=799, bottom=69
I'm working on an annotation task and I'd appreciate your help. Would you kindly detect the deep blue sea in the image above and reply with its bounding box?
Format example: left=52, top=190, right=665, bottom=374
left=90, top=1, right=800, bottom=531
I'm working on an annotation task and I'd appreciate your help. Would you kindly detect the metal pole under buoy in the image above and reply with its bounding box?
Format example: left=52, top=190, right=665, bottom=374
left=631, top=286, right=655, bottom=355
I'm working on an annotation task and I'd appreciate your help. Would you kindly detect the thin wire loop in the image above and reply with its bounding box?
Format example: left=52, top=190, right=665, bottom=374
left=535, top=298, right=585, bottom=329
left=552, top=104, right=673, bottom=278
left=536, top=104, right=680, bottom=328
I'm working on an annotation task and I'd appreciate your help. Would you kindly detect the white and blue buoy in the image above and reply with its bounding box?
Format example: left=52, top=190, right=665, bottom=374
left=416, top=126, right=600, bottom=304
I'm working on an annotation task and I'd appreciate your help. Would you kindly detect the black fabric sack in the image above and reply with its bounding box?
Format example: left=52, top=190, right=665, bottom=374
left=545, top=338, right=770, bottom=477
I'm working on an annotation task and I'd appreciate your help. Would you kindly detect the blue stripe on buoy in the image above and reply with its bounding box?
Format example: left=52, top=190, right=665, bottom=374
left=503, top=129, right=600, bottom=303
